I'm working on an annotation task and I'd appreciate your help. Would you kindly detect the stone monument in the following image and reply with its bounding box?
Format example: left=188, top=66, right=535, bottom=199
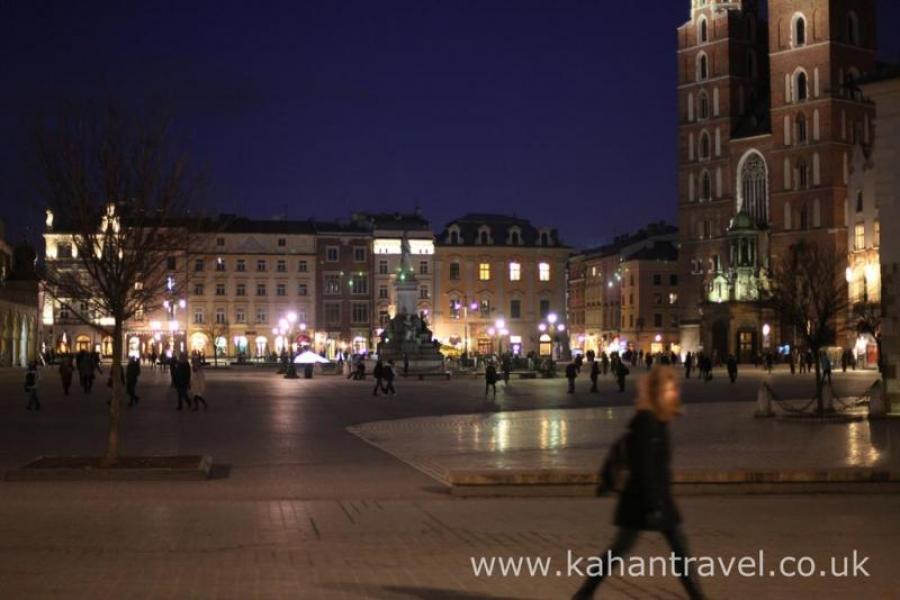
left=376, top=233, right=444, bottom=372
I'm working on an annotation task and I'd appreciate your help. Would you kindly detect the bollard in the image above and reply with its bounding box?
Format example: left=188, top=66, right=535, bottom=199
left=868, top=380, right=887, bottom=418
left=755, top=383, right=774, bottom=418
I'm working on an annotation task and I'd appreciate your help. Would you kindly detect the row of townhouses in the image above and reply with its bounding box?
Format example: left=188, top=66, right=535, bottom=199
left=40, top=212, right=568, bottom=360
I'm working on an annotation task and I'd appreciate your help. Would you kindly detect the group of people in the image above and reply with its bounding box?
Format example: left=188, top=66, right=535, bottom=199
left=566, top=351, right=632, bottom=394
left=24, top=351, right=210, bottom=412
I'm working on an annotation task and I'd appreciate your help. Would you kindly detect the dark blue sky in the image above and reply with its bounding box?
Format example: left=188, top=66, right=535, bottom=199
left=3, top=0, right=900, bottom=248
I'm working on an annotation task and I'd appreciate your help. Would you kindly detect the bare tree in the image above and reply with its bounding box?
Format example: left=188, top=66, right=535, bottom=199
left=35, top=102, right=196, bottom=464
left=768, top=240, right=848, bottom=413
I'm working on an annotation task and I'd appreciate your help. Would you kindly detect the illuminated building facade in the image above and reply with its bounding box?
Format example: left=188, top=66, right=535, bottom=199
left=432, top=214, right=569, bottom=357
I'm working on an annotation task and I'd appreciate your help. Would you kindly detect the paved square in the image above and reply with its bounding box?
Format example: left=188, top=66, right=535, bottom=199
left=0, top=365, right=895, bottom=598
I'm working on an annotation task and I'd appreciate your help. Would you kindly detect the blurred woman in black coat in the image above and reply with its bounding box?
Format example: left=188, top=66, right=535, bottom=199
left=573, top=365, right=705, bottom=599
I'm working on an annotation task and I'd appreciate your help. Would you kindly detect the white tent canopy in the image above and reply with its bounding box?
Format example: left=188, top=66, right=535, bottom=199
left=293, top=351, right=331, bottom=365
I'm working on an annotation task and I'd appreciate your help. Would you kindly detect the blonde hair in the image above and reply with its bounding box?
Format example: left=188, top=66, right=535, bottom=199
left=636, top=364, right=680, bottom=420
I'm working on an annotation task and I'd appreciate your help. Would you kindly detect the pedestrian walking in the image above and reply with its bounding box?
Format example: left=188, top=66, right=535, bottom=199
left=485, top=362, right=498, bottom=400
left=372, top=359, right=386, bottom=395
left=601, top=352, right=610, bottom=375
left=125, top=356, right=141, bottom=406
left=78, top=350, right=99, bottom=393
left=615, top=359, right=630, bottom=392
left=726, top=355, right=738, bottom=383
left=590, top=359, right=600, bottom=393
left=573, top=365, right=705, bottom=600
left=191, top=359, right=208, bottom=410
left=565, top=362, right=578, bottom=394
left=501, top=355, right=512, bottom=386
left=173, top=354, right=192, bottom=410
left=25, top=361, right=40, bottom=411
left=59, top=355, right=74, bottom=396
left=684, top=352, right=693, bottom=379
left=403, top=353, right=410, bottom=377
left=383, top=360, right=397, bottom=395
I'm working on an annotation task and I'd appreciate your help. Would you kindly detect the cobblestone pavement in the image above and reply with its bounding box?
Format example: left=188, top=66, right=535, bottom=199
left=1, top=494, right=897, bottom=599
left=0, top=366, right=893, bottom=598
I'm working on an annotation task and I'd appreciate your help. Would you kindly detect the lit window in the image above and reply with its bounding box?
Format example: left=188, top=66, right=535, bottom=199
left=479, top=263, right=491, bottom=281
left=539, top=262, right=550, bottom=281
left=873, top=220, right=880, bottom=248
left=854, top=224, right=865, bottom=250
left=509, top=262, right=521, bottom=281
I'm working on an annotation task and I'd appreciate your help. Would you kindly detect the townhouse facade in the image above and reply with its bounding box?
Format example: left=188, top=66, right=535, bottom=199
left=431, top=214, right=569, bottom=357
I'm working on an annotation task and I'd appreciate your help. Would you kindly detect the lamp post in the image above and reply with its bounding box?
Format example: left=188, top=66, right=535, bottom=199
left=537, top=313, right=566, bottom=359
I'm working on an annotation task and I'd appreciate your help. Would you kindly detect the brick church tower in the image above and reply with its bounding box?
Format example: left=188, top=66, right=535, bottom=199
left=677, top=0, right=877, bottom=361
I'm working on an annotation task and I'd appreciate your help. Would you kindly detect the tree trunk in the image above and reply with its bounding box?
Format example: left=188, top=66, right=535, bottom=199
left=103, top=319, right=124, bottom=465
left=876, top=335, right=884, bottom=376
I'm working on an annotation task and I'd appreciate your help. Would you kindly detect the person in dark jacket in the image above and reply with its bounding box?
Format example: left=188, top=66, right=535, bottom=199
left=565, top=362, right=578, bottom=394
left=589, top=359, right=600, bottom=393
left=172, top=355, right=192, bottom=410
left=59, top=356, right=74, bottom=396
left=125, top=357, right=141, bottom=406
left=372, top=360, right=385, bottom=396
left=574, top=366, right=704, bottom=599
left=614, top=359, right=629, bottom=392
left=25, top=362, right=40, bottom=411
left=382, top=360, right=397, bottom=395
left=485, top=362, right=498, bottom=399
left=726, top=355, right=738, bottom=384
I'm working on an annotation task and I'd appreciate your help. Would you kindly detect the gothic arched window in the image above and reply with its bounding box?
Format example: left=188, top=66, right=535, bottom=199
left=793, top=14, right=807, bottom=47
left=698, top=91, right=709, bottom=119
left=737, top=151, right=768, bottom=225
left=699, top=17, right=708, bottom=43
left=701, top=171, right=712, bottom=201
left=795, top=71, right=808, bottom=102
left=796, top=113, right=807, bottom=143
left=697, top=53, right=709, bottom=81
left=797, top=158, right=809, bottom=189
left=699, top=131, right=711, bottom=160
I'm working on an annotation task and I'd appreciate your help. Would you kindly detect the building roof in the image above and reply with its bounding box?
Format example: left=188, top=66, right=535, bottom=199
left=351, top=211, right=431, bottom=232
left=197, top=215, right=317, bottom=235
left=622, top=240, right=679, bottom=263
left=576, top=222, right=677, bottom=260
left=436, top=213, right=566, bottom=248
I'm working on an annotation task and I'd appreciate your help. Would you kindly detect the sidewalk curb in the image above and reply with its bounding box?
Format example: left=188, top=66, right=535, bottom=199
left=4, top=455, right=213, bottom=482
left=448, top=468, right=900, bottom=496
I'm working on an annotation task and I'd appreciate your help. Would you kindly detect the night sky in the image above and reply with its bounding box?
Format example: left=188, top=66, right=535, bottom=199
left=3, top=0, right=900, bottom=249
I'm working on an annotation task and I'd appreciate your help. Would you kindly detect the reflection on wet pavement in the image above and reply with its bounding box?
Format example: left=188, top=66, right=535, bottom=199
left=350, top=403, right=900, bottom=484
